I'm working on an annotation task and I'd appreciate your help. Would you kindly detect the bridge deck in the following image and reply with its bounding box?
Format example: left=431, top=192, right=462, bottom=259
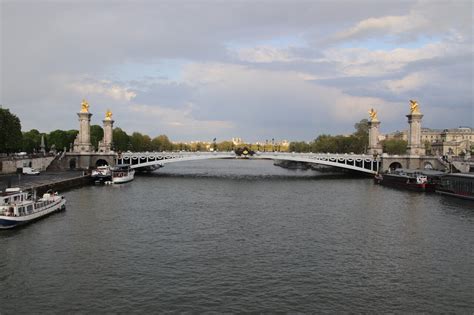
left=117, top=152, right=380, bottom=174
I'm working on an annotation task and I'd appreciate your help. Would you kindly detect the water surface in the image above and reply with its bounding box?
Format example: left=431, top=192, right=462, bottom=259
left=1, top=160, right=473, bottom=313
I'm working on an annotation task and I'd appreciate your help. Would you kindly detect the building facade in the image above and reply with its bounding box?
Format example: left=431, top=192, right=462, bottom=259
left=385, top=127, right=473, bottom=156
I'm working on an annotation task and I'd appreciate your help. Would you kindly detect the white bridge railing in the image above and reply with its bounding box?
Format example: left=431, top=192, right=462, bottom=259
left=117, top=151, right=380, bottom=174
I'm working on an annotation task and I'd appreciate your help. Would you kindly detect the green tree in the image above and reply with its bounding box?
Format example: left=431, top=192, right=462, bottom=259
left=310, top=134, right=337, bottom=153
left=47, top=129, right=77, bottom=151
left=66, top=130, right=79, bottom=151
left=113, top=128, right=130, bottom=152
left=22, top=129, right=42, bottom=153
left=0, top=107, right=23, bottom=153
left=151, top=135, right=173, bottom=151
left=90, top=125, right=104, bottom=150
left=172, top=142, right=190, bottom=151
left=382, top=139, right=407, bottom=155
left=130, top=132, right=152, bottom=151
left=217, top=141, right=234, bottom=151
left=352, top=118, right=369, bottom=153
left=289, top=141, right=311, bottom=152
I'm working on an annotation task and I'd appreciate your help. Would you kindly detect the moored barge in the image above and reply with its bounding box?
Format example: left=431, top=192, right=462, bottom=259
left=436, top=173, right=474, bottom=200
left=374, top=169, right=438, bottom=192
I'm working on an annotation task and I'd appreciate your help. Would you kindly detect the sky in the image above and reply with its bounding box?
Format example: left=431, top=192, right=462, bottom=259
left=1, top=0, right=473, bottom=142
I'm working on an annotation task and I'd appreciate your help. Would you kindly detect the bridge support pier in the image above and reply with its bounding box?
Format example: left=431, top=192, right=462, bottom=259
left=406, top=112, right=425, bottom=156
left=368, top=120, right=382, bottom=155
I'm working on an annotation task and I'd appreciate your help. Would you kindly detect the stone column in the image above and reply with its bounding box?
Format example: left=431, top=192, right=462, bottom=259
left=99, top=118, right=114, bottom=152
left=73, top=111, right=93, bottom=153
left=368, top=120, right=383, bottom=155
left=406, top=112, right=425, bottom=156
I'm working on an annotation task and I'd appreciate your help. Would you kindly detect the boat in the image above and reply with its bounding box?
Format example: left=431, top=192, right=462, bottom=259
left=110, top=164, right=135, bottom=184
left=436, top=173, right=474, bottom=200
left=374, top=168, right=437, bottom=192
left=91, top=165, right=112, bottom=184
left=0, top=188, right=66, bottom=229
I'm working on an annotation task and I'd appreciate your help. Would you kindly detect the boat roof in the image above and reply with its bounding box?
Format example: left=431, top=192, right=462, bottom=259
left=394, top=168, right=445, bottom=176
left=1, top=187, right=23, bottom=196
left=111, top=164, right=131, bottom=170
left=443, top=173, right=474, bottom=179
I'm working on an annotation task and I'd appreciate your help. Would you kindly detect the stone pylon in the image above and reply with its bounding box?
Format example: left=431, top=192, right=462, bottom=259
left=98, top=110, right=114, bottom=153
left=406, top=100, right=425, bottom=156
left=367, top=108, right=382, bottom=155
left=40, top=134, right=46, bottom=154
left=73, top=99, right=93, bottom=153
left=368, top=120, right=382, bottom=155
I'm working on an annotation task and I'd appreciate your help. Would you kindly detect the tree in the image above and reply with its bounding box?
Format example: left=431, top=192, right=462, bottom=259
left=47, top=130, right=76, bottom=151
left=113, top=128, right=130, bottom=152
left=216, top=141, right=233, bottom=151
left=130, top=132, right=151, bottom=151
left=382, top=139, right=407, bottom=155
left=0, top=107, right=23, bottom=153
left=352, top=118, right=369, bottom=153
left=90, top=125, right=104, bottom=150
left=22, top=129, right=42, bottom=153
left=289, top=141, right=311, bottom=152
left=151, top=135, right=173, bottom=151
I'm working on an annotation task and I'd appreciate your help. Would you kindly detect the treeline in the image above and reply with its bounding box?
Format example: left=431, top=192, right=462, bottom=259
left=0, top=108, right=22, bottom=153
left=289, top=119, right=408, bottom=155
left=289, top=119, right=369, bottom=154
left=2, top=107, right=406, bottom=155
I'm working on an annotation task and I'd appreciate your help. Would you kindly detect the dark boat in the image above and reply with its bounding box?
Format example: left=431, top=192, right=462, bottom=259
left=91, top=165, right=112, bottom=184
left=436, top=173, right=474, bottom=200
left=374, top=168, right=438, bottom=192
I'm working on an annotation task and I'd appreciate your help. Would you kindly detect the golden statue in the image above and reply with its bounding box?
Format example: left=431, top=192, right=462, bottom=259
left=368, top=108, right=378, bottom=121
left=409, top=100, right=420, bottom=114
left=81, top=99, right=89, bottom=113
left=105, top=109, right=113, bottom=120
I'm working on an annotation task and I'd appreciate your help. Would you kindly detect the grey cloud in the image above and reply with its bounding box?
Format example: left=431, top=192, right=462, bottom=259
left=1, top=0, right=472, bottom=142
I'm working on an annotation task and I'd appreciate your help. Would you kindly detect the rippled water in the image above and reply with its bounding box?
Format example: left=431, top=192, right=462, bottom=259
left=1, top=159, right=473, bottom=313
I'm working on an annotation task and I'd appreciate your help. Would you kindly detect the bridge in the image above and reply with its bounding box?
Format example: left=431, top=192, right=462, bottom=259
left=49, top=99, right=460, bottom=174
left=117, top=152, right=380, bottom=174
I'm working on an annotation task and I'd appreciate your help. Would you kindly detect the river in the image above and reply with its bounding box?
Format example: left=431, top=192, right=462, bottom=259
left=1, top=159, right=473, bottom=313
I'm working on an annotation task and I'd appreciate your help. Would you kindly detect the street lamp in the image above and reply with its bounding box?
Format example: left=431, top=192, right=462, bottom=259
left=272, top=138, right=275, bottom=152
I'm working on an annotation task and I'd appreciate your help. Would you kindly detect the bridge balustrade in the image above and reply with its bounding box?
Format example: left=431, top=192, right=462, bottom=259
left=116, top=151, right=380, bottom=174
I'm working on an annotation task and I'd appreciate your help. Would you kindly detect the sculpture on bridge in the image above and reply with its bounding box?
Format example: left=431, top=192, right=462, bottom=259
left=81, top=99, right=90, bottom=113
left=409, top=100, right=420, bottom=114
left=105, top=109, right=113, bottom=120
left=368, top=108, right=378, bottom=121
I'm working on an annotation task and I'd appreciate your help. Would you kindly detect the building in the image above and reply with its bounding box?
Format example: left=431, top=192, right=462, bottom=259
left=385, top=127, right=473, bottom=156
left=232, top=137, right=243, bottom=146
left=431, top=127, right=474, bottom=156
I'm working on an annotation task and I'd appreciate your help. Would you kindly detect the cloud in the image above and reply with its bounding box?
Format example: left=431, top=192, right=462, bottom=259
left=330, top=0, right=472, bottom=43
left=236, top=46, right=295, bottom=63
left=383, top=72, right=428, bottom=93
left=333, top=15, right=424, bottom=42
left=66, top=80, right=137, bottom=102
left=129, top=103, right=234, bottom=139
left=1, top=0, right=472, bottom=141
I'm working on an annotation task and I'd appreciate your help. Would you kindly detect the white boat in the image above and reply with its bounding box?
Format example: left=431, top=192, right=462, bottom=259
left=111, top=164, right=135, bottom=184
left=0, top=188, right=66, bottom=229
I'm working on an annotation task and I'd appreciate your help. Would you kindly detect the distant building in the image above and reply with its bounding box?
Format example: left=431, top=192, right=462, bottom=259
left=431, top=127, right=473, bottom=156
left=384, top=127, right=474, bottom=156
left=232, top=137, right=243, bottom=146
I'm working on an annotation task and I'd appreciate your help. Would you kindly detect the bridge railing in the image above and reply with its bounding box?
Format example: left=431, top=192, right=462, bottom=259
left=117, top=151, right=380, bottom=174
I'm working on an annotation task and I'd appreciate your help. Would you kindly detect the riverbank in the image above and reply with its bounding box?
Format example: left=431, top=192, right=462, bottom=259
left=0, top=171, right=90, bottom=194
